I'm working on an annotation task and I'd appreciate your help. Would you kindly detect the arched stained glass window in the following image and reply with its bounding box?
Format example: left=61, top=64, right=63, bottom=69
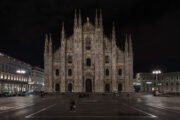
left=86, top=58, right=91, bottom=66
left=106, top=69, right=109, bottom=76
left=68, top=69, right=72, bottom=76
left=86, top=37, right=91, bottom=50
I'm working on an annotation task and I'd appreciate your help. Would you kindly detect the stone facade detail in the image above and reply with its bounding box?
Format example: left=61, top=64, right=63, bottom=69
left=44, top=10, right=134, bottom=93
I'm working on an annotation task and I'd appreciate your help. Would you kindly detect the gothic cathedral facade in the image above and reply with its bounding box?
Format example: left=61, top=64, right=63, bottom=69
left=44, top=10, right=134, bottom=93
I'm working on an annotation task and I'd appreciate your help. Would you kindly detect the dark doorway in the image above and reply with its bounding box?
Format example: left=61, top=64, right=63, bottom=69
left=55, top=83, right=60, bottom=92
left=68, top=83, right=73, bottom=92
left=86, top=79, right=92, bottom=92
left=105, top=83, right=110, bottom=92
left=118, top=83, right=122, bottom=92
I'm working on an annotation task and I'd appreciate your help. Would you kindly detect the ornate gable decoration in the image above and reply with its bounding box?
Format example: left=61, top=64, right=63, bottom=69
left=83, top=17, right=95, bottom=33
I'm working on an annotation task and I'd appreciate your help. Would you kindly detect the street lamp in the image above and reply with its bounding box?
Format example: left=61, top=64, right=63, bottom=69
left=152, top=70, right=162, bottom=92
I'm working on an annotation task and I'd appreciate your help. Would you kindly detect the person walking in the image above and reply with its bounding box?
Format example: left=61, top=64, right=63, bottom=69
left=70, top=100, right=76, bottom=112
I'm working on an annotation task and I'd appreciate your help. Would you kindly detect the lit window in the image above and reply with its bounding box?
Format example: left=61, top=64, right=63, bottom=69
left=29, top=77, right=31, bottom=82
left=8, top=75, right=10, bottom=80
left=4, top=75, right=7, bottom=79
left=11, top=75, right=13, bottom=80
left=0, top=74, right=3, bottom=79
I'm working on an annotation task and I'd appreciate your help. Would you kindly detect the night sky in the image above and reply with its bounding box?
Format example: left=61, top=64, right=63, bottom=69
left=0, top=0, right=180, bottom=74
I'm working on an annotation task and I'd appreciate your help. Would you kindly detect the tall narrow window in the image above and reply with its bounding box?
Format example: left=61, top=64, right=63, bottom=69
left=118, top=69, right=122, bottom=76
left=105, top=56, right=109, bottom=63
left=68, top=56, right=72, bottom=63
left=106, top=69, right=109, bottom=76
left=68, top=69, right=72, bottom=76
left=86, top=58, right=91, bottom=66
left=176, top=82, right=179, bottom=91
left=176, top=82, right=179, bottom=86
left=2, top=64, right=4, bottom=72
left=86, top=38, right=91, bottom=50
left=55, top=69, right=59, bottom=76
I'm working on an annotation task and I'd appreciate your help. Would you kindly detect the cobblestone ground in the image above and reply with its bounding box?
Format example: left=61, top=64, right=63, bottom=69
left=0, top=94, right=180, bottom=120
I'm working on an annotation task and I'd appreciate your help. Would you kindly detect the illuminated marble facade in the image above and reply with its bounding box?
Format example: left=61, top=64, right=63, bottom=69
left=44, top=11, right=134, bottom=93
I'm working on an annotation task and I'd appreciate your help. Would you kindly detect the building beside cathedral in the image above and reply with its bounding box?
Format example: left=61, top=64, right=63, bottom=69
left=44, top=10, right=134, bottom=93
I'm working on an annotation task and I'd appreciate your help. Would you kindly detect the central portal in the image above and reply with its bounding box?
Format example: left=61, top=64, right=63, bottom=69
left=86, top=79, right=92, bottom=92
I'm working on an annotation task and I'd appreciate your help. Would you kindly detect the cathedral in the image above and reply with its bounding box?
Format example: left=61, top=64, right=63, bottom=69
left=44, top=10, right=133, bottom=93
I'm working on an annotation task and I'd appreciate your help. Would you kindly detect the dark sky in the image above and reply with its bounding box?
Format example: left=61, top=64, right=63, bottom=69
left=0, top=0, right=180, bottom=74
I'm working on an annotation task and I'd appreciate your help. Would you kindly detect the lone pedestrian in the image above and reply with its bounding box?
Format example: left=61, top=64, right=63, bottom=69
left=70, top=100, right=76, bottom=112
left=40, top=91, right=44, bottom=98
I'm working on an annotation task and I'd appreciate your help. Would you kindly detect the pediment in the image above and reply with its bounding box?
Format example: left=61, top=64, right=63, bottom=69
left=83, top=22, right=95, bottom=32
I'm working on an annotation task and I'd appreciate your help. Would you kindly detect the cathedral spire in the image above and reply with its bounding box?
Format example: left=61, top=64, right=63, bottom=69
left=125, top=33, right=129, bottom=56
left=44, top=33, right=49, bottom=54
left=74, top=9, right=78, bottom=30
left=112, top=22, right=116, bottom=41
left=78, top=9, right=82, bottom=28
left=61, top=22, right=65, bottom=39
left=61, top=22, right=66, bottom=47
left=95, top=9, right=98, bottom=28
left=49, top=33, right=52, bottom=55
left=129, top=33, right=133, bottom=56
left=99, top=9, right=103, bottom=29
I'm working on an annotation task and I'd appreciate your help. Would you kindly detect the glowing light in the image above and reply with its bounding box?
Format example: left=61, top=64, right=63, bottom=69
left=158, top=83, right=162, bottom=86
left=16, top=70, right=26, bottom=74
left=0, top=53, right=4, bottom=56
left=0, top=74, right=3, bottom=79
left=152, top=87, right=155, bottom=91
left=146, top=82, right=152, bottom=84
left=4, top=75, right=7, bottom=79
left=152, top=70, right=162, bottom=75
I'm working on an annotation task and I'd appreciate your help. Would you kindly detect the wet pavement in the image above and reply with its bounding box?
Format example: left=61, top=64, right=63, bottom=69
left=0, top=94, right=180, bottom=120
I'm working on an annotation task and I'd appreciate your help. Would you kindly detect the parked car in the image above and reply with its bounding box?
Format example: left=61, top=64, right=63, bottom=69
left=1, top=92, right=11, bottom=97
left=18, top=92, right=26, bottom=96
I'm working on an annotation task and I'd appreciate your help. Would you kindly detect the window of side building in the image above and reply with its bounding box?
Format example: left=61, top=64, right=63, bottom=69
left=176, top=82, right=179, bottom=91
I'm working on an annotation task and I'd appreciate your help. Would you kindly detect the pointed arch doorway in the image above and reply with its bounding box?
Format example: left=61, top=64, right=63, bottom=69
left=105, top=83, right=110, bottom=93
left=68, top=83, right=73, bottom=92
left=118, top=83, right=122, bottom=92
left=86, top=79, right=92, bottom=93
left=55, top=83, right=60, bottom=92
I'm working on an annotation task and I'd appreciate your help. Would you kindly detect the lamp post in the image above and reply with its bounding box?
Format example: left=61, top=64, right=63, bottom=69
left=152, top=70, right=161, bottom=92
